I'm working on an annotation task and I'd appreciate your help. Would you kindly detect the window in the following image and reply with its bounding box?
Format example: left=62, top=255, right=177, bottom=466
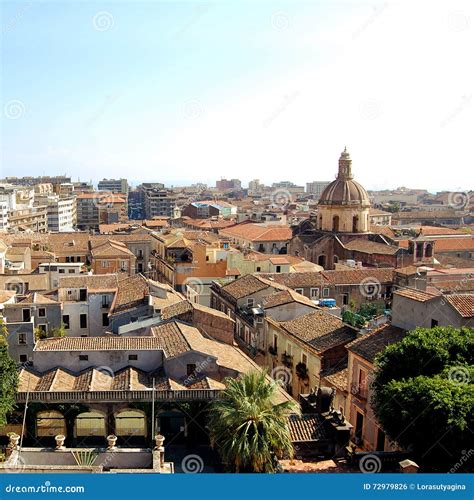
left=295, top=288, right=304, bottom=295
left=128, top=354, right=138, bottom=361
left=276, top=265, right=281, bottom=273
left=18, top=333, right=27, bottom=345
left=102, top=260, right=108, bottom=268
left=342, top=293, right=349, bottom=306
left=19, top=354, right=28, bottom=363
left=115, top=409, right=146, bottom=437
left=79, top=289, right=87, bottom=301
left=301, top=352, right=308, bottom=365
left=286, top=342, right=292, bottom=356
left=102, top=295, right=110, bottom=308
left=38, top=308, right=46, bottom=318
left=37, top=410, right=66, bottom=437
left=322, top=288, right=330, bottom=297
left=187, top=364, right=196, bottom=376
left=79, top=355, right=88, bottom=361
left=80, top=314, right=87, bottom=329
left=273, top=334, right=278, bottom=351
left=246, top=298, right=254, bottom=307
left=121, top=260, right=129, bottom=271
left=358, top=369, right=367, bottom=395
left=68, top=269, right=75, bottom=273
left=76, top=411, right=105, bottom=437
left=310, top=288, right=319, bottom=299
left=256, top=266, right=261, bottom=272
left=63, top=315, right=70, bottom=329
left=431, top=318, right=438, bottom=328
left=58, top=269, right=65, bottom=274
left=102, top=313, right=109, bottom=327
left=22, top=309, right=31, bottom=322
left=137, top=249, right=143, bottom=258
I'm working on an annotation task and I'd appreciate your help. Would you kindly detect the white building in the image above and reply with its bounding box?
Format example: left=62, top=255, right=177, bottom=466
left=46, top=196, right=76, bottom=232
left=38, top=262, right=84, bottom=289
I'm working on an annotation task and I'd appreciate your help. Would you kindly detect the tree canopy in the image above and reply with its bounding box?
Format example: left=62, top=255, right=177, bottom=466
left=208, top=370, right=298, bottom=472
left=372, top=326, right=473, bottom=471
left=0, top=320, right=19, bottom=427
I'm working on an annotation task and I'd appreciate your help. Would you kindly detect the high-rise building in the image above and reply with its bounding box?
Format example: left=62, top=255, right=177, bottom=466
left=216, top=179, right=242, bottom=191
left=306, top=181, right=331, bottom=198
left=140, top=183, right=177, bottom=218
left=98, top=178, right=129, bottom=194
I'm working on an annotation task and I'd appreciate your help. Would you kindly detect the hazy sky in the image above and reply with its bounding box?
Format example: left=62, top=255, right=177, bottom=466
left=1, top=0, right=473, bottom=191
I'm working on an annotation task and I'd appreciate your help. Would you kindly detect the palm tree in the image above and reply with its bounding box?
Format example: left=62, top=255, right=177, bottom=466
left=208, top=370, right=299, bottom=472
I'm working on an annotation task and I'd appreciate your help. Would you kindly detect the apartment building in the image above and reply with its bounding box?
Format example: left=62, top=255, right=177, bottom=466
left=140, top=183, right=177, bottom=218
left=97, top=178, right=128, bottom=194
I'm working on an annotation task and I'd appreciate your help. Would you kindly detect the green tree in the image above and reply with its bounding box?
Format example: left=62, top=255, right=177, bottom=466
left=0, top=320, right=19, bottom=427
left=208, top=370, right=298, bottom=472
left=372, top=326, right=474, bottom=471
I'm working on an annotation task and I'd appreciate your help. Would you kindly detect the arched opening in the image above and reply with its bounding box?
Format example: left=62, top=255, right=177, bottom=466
left=115, top=409, right=146, bottom=438
left=36, top=410, right=66, bottom=437
left=352, top=216, right=359, bottom=233
left=425, top=243, right=433, bottom=258
left=319, top=215, right=323, bottom=229
left=332, top=215, right=339, bottom=232
left=318, top=255, right=327, bottom=268
left=333, top=255, right=339, bottom=264
left=416, top=242, right=424, bottom=258
left=75, top=411, right=106, bottom=438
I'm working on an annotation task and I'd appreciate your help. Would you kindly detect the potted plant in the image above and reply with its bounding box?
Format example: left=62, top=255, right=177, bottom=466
left=295, top=362, right=309, bottom=381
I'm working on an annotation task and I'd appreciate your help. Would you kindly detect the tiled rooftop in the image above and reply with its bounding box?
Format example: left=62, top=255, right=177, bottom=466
left=274, top=310, right=357, bottom=353
left=444, top=294, right=474, bottom=318
left=347, top=324, right=406, bottom=363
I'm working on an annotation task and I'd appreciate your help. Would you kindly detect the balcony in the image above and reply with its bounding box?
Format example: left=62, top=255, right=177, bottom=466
left=281, top=351, right=293, bottom=368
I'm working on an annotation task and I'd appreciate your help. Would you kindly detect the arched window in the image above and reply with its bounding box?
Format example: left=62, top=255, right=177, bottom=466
left=76, top=411, right=106, bottom=437
left=332, top=215, right=339, bottom=232
left=318, top=255, right=327, bottom=268
left=36, top=410, right=66, bottom=437
left=115, top=409, right=146, bottom=437
left=425, top=243, right=433, bottom=258
left=352, top=216, right=359, bottom=233
left=319, top=215, right=323, bottom=229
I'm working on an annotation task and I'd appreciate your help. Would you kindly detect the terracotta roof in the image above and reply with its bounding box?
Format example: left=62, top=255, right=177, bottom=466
left=34, top=336, right=163, bottom=351
left=17, top=366, right=224, bottom=393
left=263, top=289, right=316, bottom=309
left=322, top=268, right=394, bottom=285
left=347, top=324, right=406, bottom=363
left=419, top=226, right=464, bottom=236
left=287, top=414, right=327, bottom=442
left=370, top=224, right=396, bottom=239
left=394, top=288, right=441, bottom=302
left=111, top=274, right=149, bottom=313
left=59, top=274, right=118, bottom=291
left=275, top=310, right=357, bottom=353
left=431, top=236, right=474, bottom=253
left=220, top=223, right=292, bottom=242
left=90, top=239, right=135, bottom=257
left=15, top=292, right=59, bottom=305
left=344, top=239, right=400, bottom=255
left=444, top=294, right=474, bottom=318
left=322, top=364, right=348, bottom=392
left=218, top=274, right=274, bottom=300
left=151, top=321, right=192, bottom=357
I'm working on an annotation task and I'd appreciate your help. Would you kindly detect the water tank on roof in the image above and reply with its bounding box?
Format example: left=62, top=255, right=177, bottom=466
left=319, top=298, right=337, bottom=308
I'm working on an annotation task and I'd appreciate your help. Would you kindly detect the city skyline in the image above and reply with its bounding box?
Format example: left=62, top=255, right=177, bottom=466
left=2, top=1, right=473, bottom=191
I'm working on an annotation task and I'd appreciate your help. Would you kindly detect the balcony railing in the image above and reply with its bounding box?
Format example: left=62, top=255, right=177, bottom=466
left=16, top=389, right=223, bottom=403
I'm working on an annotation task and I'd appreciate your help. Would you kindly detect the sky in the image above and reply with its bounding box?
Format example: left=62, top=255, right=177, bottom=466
left=1, top=0, right=473, bottom=192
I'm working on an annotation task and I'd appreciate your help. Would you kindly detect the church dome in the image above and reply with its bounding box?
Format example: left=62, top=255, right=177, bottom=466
left=318, top=148, right=371, bottom=207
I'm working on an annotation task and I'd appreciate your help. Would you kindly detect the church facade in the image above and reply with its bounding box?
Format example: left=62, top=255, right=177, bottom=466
left=289, top=149, right=431, bottom=270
